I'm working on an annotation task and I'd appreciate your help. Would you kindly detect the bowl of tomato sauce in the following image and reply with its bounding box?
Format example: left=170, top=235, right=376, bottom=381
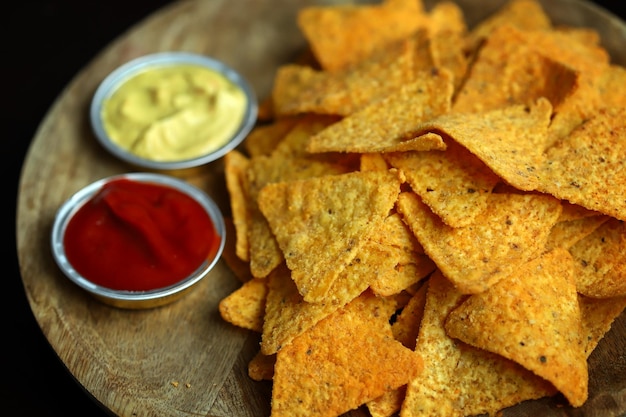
left=51, top=172, right=226, bottom=309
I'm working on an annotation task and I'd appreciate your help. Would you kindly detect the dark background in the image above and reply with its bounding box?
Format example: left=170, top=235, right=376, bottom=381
left=5, top=1, right=625, bottom=416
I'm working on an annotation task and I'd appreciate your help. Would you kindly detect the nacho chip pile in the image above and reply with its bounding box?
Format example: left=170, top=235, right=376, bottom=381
left=218, top=0, right=626, bottom=416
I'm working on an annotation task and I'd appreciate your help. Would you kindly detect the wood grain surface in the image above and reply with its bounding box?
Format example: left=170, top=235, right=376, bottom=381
left=15, top=0, right=626, bottom=416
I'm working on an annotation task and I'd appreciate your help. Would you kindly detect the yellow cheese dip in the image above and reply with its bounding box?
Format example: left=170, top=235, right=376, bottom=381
left=101, top=64, right=247, bottom=162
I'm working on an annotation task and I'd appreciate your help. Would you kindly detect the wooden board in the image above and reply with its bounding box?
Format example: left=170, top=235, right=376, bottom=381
left=15, top=0, right=626, bottom=416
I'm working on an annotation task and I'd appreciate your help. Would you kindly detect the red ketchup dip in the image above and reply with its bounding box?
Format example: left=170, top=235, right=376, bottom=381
left=63, top=178, right=220, bottom=291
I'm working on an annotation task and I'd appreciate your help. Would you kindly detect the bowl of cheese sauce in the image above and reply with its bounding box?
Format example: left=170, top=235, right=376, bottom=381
left=91, top=52, right=257, bottom=172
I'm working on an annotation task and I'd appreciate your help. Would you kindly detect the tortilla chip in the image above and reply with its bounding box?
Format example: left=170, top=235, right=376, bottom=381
left=429, top=29, right=469, bottom=91
left=397, top=191, right=562, bottom=294
left=248, top=350, right=276, bottom=381
left=454, top=25, right=578, bottom=115
left=401, top=271, right=557, bottom=417
left=261, top=232, right=411, bottom=355
left=243, top=116, right=303, bottom=157
left=414, top=98, right=553, bottom=191
left=360, top=152, right=390, bottom=172
left=596, top=64, right=626, bottom=110
left=367, top=386, right=407, bottom=417
left=465, top=0, right=552, bottom=53
left=257, top=169, right=403, bottom=302
left=537, top=108, right=626, bottom=221
left=449, top=351, right=557, bottom=417
left=369, top=251, right=436, bottom=297
left=545, top=215, right=610, bottom=251
left=272, top=31, right=433, bottom=117
left=246, top=145, right=351, bottom=279
left=260, top=250, right=369, bottom=355
left=579, top=295, right=626, bottom=357
left=568, top=218, right=626, bottom=299
left=224, top=150, right=252, bottom=262
left=391, top=282, right=428, bottom=350
left=221, top=216, right=252, bottom=282
left=385, top=139, right=501, bottom=227
left=218, top=278, right=268, bottom=332
left=306, top=68, right=453, bottom=154
left=297, top=0, right=426, bottom=72
left=558, top=201, right=603, bottom=222
left=427, top=1, right=467, bottom=36
left=445, top=249, right=588, bottom=407
left=270, top=290, right=422, bottom=417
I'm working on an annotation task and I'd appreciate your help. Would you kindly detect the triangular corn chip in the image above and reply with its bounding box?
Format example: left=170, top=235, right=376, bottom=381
left=386, top=139, right=500, bottom=227
left=396, top=191, right=562, bottom=294
left=270, top=290, right=422, bottom=417
left=218, top=278, right=267, bottom=333
left=224, top=150, right=252, bottom=262
left=537, top=108, right=626, bottom=221
left=306, top=68, right=453, bottom=154
left=568, top=218, right=626, bottom=298
left=445, top=249, right=588, bottom=407
left=297, top=0, right=426, bottom=71
left=258, top=169, right=403, bottom=302
left=401, top=271, right=556, bottom=417
left=412, top=98, right=553, bottom=191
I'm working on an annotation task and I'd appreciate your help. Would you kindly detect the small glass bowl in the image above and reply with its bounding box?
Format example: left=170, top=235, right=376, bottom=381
left=50, top=172, right=226, bottom=309
left=90, top=52, right=258, bottom=172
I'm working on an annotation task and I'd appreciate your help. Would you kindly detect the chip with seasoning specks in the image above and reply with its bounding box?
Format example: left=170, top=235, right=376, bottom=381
left=270, top=290, right=422, bottom=417
left=396, top=191, right=562, bottom=294
left=445, top=249, right=587, bottom=407
left=257, top=169, right=403, bottom=302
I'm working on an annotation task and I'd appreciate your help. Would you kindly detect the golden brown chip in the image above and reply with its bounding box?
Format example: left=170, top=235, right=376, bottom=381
left=545, top=215, right=610, bottom=252
left=369, top=251, right=435, bottom=297
left=568, top=218, right=626, bottom=298
left=401, top=271, right=556, bottom=417
left=391, top=282, right=428, bottom=350
left=596, top=64, right=626, bottom=110
left=385, top=140, right=500, bottom=227
left=414, top=98, right=553, bottom=191
left=243, top=116, right=302, bottom=157
left=360, top=152, right=390, bottom=172
left=397, top=191, right=562, bottom=294
left=260, top=254, right=370, bottom=355
left=246, top=139, right=352, bottom=279
left=272, top=31, right=433, bottom=117
left=297, top=0, right=426, bottom=72
left=537, top=108, right=626, bottom=221
left=218, top=278, right=268, bottom=332
left=261, top=234, right=411, bottom=355
left=248, top=350, right=276, bottom=381
left=579, top=294, right=626, bottom=357
left=429, top=29, right=469, bottom=91
left=445, top=249, right=588, bottom=407
left=306, top=68, right=453, bottom=154
left=258, top=169, right=403, bottom=302
left=464, top=0, right=552, bottom=53
left=224, top=150, right=252, bottom=262
left=400, top=272, right=466, bottom=417
left=270, top=290, right=422, bottom=417
left=367, top=386, right=407, bottom=417
left=221, top=217, right=252, bottom=282
left=454, top=25, right=578, bottom=114
left=448, top=347, right=557, bottom=417
left=426, top=1, right=467, bottom=36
